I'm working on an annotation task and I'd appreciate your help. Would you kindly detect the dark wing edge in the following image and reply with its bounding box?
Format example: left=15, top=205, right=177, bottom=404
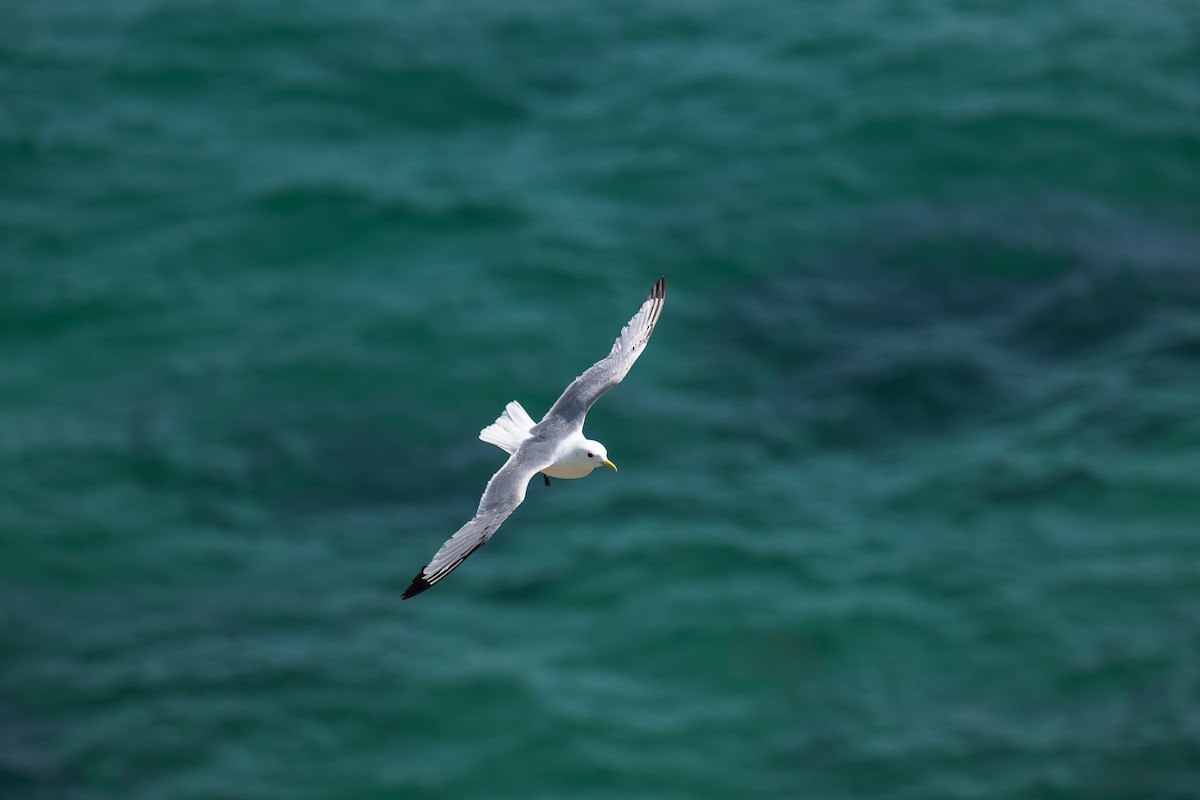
left=538, top=276, right=666, bottom=429
left=401, top=533, right=491, bottom=599
left=401, top=506, right=519, bottom=599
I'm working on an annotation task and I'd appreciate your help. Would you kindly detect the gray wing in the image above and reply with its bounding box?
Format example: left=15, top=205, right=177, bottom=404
left=402, top=452, right=542, bottom=599
left=537, top=277, right=666, bottom=432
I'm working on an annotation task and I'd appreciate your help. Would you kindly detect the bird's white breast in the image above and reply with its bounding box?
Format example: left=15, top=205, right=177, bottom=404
left=541, top=434, right=594, bottom=479
left=543, top=461, right=593, bottom=479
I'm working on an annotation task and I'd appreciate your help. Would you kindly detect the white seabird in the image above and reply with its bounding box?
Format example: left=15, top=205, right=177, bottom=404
left=402, top=277, right=666, bottom=599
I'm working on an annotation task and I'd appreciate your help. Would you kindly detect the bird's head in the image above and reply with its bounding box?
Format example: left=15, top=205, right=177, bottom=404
left=581, top=439, right=617, bottom=473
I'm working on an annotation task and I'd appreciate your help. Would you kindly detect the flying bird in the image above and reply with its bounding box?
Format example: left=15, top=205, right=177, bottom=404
left=402, top=277, right=666, bottom=599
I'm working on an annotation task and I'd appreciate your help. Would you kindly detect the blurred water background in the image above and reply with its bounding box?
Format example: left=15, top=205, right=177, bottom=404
left=3, top=1, right=1200, bottom=798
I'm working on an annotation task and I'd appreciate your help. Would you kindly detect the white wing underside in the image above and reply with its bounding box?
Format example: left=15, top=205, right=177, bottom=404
left=402, top=278, right=666, bottom=598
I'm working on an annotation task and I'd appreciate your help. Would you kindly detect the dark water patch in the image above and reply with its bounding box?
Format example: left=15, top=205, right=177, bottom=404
left=718, top=203, right=1200, bottom=451
left=0, top=132, right=107, bottom=201
left=273, top=63, right=530, bottom=132
left=0, top=709, right=88, bottom=800
left=105, top=57, right=216, bottom=99
left=1141, top=322, right=1200, bottom=363
left=140, top=415, right=472, bottom=523
left=261, top=427, right=485, bottom=519
left=803, top=351, right=1000, bottom=446
left=229, top=181, right=525, bottom=266
left=111, top=4, right=533, bottom=138
left=256, top=182, right=524, bottom=232
left=878, top=236, right=1079, bottom=288
left=887, top=459, right=1105, bottom=516
left=0, top=291, right=141, bottom=346
left=121, top=1, right=334, bottom=58
left=1004, top=264, right=1200, bottom=360
left=480, top=573, right=571, bottom=604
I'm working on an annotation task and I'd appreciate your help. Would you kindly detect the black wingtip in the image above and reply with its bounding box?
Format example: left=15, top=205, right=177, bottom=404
left=648, top=276, right=665, bottom=301
left=402, top=570, right=433, bottom=600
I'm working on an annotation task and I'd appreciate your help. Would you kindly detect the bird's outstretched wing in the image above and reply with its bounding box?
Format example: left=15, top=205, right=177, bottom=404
left=402, top=455, right=541, bottom=599
left=403, top=277, right=666, bottom=599
left=537, top=277, right=665, bottom=432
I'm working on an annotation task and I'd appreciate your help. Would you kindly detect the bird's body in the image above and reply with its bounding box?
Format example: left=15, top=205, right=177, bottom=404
left=541, top=437, right=601, bottom=479
left=402, top=277, right=666, bottom=599
left=476, top=400, right=601, bottom=479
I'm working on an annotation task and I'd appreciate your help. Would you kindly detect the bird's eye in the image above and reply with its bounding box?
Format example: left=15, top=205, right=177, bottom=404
left=587, top=452, right=594, bottom=458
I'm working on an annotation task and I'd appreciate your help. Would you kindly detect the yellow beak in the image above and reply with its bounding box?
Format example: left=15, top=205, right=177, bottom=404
left=601, top=459, right=618, bottom=472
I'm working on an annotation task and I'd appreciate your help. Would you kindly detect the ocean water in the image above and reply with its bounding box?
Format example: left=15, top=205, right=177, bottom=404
left=3, top=1, right=1200, bottom=798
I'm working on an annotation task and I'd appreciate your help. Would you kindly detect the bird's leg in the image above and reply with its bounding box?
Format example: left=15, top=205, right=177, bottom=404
left=543, top=473, right=551, bottom=487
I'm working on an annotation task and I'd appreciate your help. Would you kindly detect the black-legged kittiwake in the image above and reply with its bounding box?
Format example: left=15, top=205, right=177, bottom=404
left=402, top=277, right=666, bottom=599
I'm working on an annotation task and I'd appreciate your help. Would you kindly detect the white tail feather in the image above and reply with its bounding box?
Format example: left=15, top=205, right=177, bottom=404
left=479, top=401, right=536, bottom=454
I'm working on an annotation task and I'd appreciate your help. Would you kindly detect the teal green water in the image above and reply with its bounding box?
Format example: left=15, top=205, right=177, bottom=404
left=4, top=2, right=1200, bottom=798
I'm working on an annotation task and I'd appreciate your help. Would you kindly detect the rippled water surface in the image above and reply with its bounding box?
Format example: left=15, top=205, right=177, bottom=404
left=3, top=1, right=1199, bottom=798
